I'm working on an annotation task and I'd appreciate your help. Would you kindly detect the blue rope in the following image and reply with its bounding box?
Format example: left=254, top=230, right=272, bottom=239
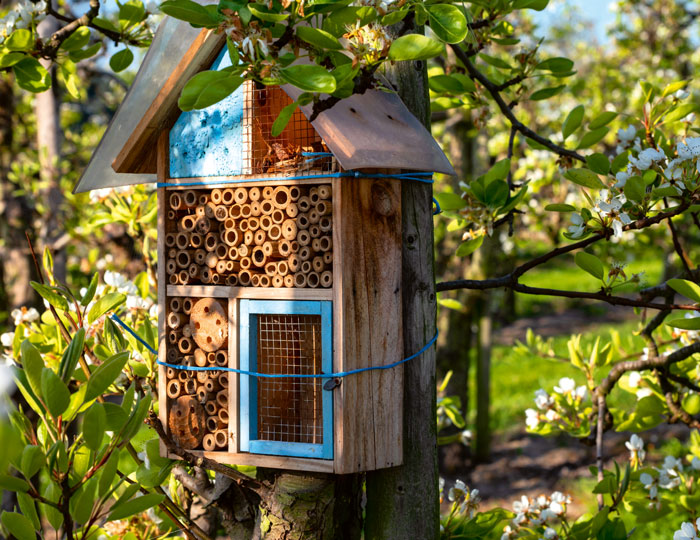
left=110, top=314, right=437, bottom=381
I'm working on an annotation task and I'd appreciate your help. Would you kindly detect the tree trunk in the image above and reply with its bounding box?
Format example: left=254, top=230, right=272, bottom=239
left=474, top=296, right=492, bottom=463
left=364, top=50, right=439, bottom=539
left=35, top=17, right=66, bottom=283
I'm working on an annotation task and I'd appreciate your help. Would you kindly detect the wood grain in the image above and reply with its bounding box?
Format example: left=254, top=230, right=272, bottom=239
left=157, top=131, right=169, bottom=457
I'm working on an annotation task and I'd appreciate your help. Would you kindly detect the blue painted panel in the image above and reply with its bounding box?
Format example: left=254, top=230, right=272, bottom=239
left=238, top=300, right=334, bottom=460
left=169, top=48, right=245, bottom=178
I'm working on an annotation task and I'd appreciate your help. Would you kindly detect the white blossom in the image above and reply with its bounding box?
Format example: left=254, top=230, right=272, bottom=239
left=525, top=408, right=539, bottom=428
left=677, top=137, right=700, bottom=159
left=448, top=479, right=467, bottom=502
left=104, top=270, right=138, bottom=295
left=543, top=527, right=558, bottom=539
left=629, top=147, right=666, bottom=171
left=0, top=333, right=13, bottom=348
left=568, top=213, right=586, bottom=238
left=628, top=371, right=642, bottom=387
left=675, top=89, right=690, bottom=100
left=674, top=521, right=699, bottom=540
left=126, top=295, right=151, bottom=311
left=595, top=191, right=631, bottom=238
left=613, top=170, right=630, bottom=189
left=553, top=377, right=576, bottom=394
left=625, top=434, right=646, bottom=464
left=11, top=307, right=40, bottom=326
left=534, top=389, right=552, bottom=410
left=618, top=126, right=637, bottom=142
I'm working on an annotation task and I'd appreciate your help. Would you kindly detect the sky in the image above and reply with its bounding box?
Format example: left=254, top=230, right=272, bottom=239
left=535, top=0, right=616, bottom=43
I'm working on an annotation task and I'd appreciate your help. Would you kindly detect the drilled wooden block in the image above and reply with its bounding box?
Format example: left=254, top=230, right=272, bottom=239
left=190, top=298, right=228, bottom=351
left=168, top=395, right=206, bottom=450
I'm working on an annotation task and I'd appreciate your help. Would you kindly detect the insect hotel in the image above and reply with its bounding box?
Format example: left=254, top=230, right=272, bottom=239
left=74, top=19, right=454, bottom=473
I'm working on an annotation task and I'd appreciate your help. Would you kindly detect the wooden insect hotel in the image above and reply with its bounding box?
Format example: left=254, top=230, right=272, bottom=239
left=75, top=19, right=454, bottom=473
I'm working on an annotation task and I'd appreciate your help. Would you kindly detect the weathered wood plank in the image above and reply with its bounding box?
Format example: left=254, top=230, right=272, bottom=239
left=157, top=130, right=169, bottom=457
left=164, top=449, right=335, bottom=473
left=162, top=176, right=333, bottom=189
left=167, top=285, right=333, bottom=301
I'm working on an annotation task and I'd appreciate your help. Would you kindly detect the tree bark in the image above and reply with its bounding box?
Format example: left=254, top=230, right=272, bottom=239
left=364, top=52, right=439, bottom=538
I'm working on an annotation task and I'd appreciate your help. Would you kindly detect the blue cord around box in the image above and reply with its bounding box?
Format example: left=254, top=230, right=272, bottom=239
left=110, top=314, right=437, bottom=382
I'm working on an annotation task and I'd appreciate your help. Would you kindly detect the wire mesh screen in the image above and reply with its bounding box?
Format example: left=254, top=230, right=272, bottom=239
left=256, top=314, right=324, bottom=444
left=246, top=83, right=336, bottom=175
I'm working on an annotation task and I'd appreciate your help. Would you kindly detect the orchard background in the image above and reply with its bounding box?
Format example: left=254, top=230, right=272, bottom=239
left=1, top=0, right=700, bottom=538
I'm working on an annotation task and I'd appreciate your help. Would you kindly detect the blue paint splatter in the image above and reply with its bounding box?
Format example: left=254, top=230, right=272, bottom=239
left=169, top=48, right=245, bottom=178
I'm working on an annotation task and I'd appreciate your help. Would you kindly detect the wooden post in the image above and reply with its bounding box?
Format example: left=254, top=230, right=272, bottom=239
left=364, top=38, right=439, bottom=539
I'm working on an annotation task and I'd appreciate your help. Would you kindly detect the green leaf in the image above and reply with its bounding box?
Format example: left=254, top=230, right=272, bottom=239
left=484, top=158, right=511, bottom=183
left=59, top=328, right=85, bottom=382
left=429, top=74, right=465, bottom=94
left=564, top=168, right=605, bottom=189
left=389, top=34, right=444, bottom=61
left=536, top=57, right=574, bottom=72
left=562, top=105, right=584, bottom=141
left=592, top=475, right=617, bottom=494
left=545, top=203, right=576, bottom=212
left=69, top=42, right=101, bottom=62
left=60, top=27, right=91, bottom=51
left=41, top=368, right=71, bottom=418
left=484, top=180, right=509, bottom=208
left=381, top=8, right=408, bottom=26
left=624, top=176, right=646, bottom=202
left=20, top=445, right=44, bottom=479
left=30, top=281, right=69, bottom=311
left=586, top=153, right=610, bottom=175
left=0, top=474, right=29, bottom=493
left=72, top=477, right=97, bottom=524
left=13, top=57, right=51, bottom=92
left=512, top=0, right=550, bottom=10
left=296, top=26, right=342, bottom=50
left=575, top=252, right=605, bottom=280
left=0, top=51, right=26, bottom=68
left=456, top=235, right=484, bottom=256
left=107, top=493, right=165, bottom=521
left=438, top=298, right=464, bottom=311
left=662, top=80, right=688, bottom=98
left=85, top=352, right=130, bottom=402
left=119, top=0, right=146, bottom=29
left=103, top=402, right=129, bottom=431
left=87, top=292, right=126, bottom=324
left=426, top=4, right=468, bottom=44
left=98, top=451, right=120, bottom=497
left=110, top=48, right=134, bottom=73
left=1, top=511, right=36, bottom=540
left=159, top=0, right=219, bottom=27
left=589, top=111, right=618, bottom=129
left=20, top=340, right=44, bottom=399
left=280, top=65, right=336, bottom=93
left=664, top=103, right=698, bottom=123
left=82, top=403, right=107, bottom=452
left=577, top=127, right=609, bottom=149
left=667, top=317, right=700, bottom=330
left=16, top=493, right=40, bottom=531
left=6, top=29, right=33, bottom=52
left=248, top=3, right=289, bottom=22
left=667, top=279, right=700, bottom=303
left=179, top=69, right=245, bottom=111
left=92, top=17, right=120, bottom=33
left=479, top=53, right=512, bottom=70
left=434, top=192, right=466, bottom=211
left=81, top=273, right=99, bottom=307
left=530, top=85, right=565, bottom=101
left=271, top=101, right=298, bottom=137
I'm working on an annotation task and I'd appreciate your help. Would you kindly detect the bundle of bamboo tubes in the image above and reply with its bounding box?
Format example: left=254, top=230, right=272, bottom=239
left=165, top=184, right=333, bottom=288
left=165, top=296, right=229, bottom=451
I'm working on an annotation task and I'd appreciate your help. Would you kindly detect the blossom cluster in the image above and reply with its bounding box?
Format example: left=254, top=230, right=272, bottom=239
left=525, top=378, right=588, bottom=433
left=675, top=519, right=700, bottom=540
left=0, top=0, right=47, bottom=39
left=501, top=492, right=571, bottom=539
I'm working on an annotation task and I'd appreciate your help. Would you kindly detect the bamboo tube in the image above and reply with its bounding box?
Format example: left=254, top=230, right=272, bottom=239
left=238, top=244, right=250, bottom=257
left=301, top=260, right=312, bottom=274
left=298, top=196, right=311, bottom=212
left=205, top=253, right=218, bottom=268
left=204, top=201, right=216, bottom=219
left=190, top=233, right=204, bottom=248
left=205, top=402, right=218, bottom=416
left=297, top=230, right=311, bottom=246
left=195, top=216, right=212, bottom=235
left=166, top=348, right=178, bottom=364
left=272, top=186, right=290, bottom=209
left=264, top=262, right=278, bottom=276
left=215, top=243, right=228, bottom=259
left=167, top=210, right=176, bottom=221
left=180, top=215, right=196, bottom=232
left=176, top=250, right=191, bottom=269
left=254, top=230, right=266, bottom=246
left=183, top=190, right=198, bottom=207
left=178, top=370, right=189, bottom=383
left=299, top=246, right=312, bottom=261
left=252, top=247, right=267, bottom=267
left=284, top=275, right=294, bottom=288
left=251, top=274, right=260, bottom=287
left=272, top=274, right=284, bottom=288
left=296, top=214, right=310, bottom=230
left=197, top=387, right=215, bottom=402
left=282, top=219, right=297, bottom=240
left=168, top=273, right=179, bottom=285
left=195, top=206, right=206, bottom=218
left=216, top=390, right=228, bottom=408
left=312, top=238, right=322, bottom=252
left=202, top=434, right=216, bottom=451
left=183, top=298, right=193, bottom=315
left=240, top=257, right=252, bottom=270
left=250, top=201, right=262, bottom=217
left=218, top=408, right=229, bottom=423
left=170, top=298, right=182, bottom=312
left=249, top=187, right=261, bottom=201
left=168, top=248, right=177, bottom=259
left=225, top=260, right=239, bottom=272
left=211, top=189, right=223, bottom=204
left=248, top=217, right=260, bottom=231
left=307, top=272, right=320, bottom=288
left=196, top=370, right=208, bottom=383
left=194, top=249, right=207, bottom=265
left=226, top=275, right=238, bottom=286
left=219, top=373, right=229, bottom=389
left=211, top=273, right=221, bottom=284
left=168, top=331, right=179, bottom=345
left=262, top=186, right=274, bottom=199
left=239, top=218, right=249, bottom=232
left=321, top=271, right=333, bottom=288
left=308, top=209, right=320, bottom=225
left=222, top=229, right=239, bottom=247
left=216, top=260, right=227, bottom=274
left=182, top=322, right=194, bottom=338
left=286, top=203, right=299, bottom=218
left=228, top=246, right=239, bottom=260
left=262, top=241, right=280, bottom=257
left=199, top=193, right=210, bottom=205
left=243, top=230, right=254, bottom=246
left=178, top=270, right=189, bottom=284
left=207, top=416, right=225, bottom=432
left=214, top=206, right=228, bottom=221
left=288, top=254, right=301, bottom=272
left=238, top=270, right=252, bottom=286
left=200, top=266, right=212, bottom=283
left=291, top=240, right=300, bottom=252
left=167, top=367, right=177, bottom=379
left=294, top=273, right=307, bottom=287
left=268, top=224, right=282, bottom=241
left=309, top=225, right=321, bottom=239
left=271, top=209, right=285, bottom=224
left=233, top=187, right=247, bottom=204
left=205, top=379, right=221, bottom=396
left=309, top=187, right=320, bottom=204
left=260, top=274, right=271, bottom=287
left=178, top=337, right=194, bottom=354
left=279, top=240, right=292, bottom=257
left=323, top=250, right=333, bottom=264
left=240, top=204, right=252, bottom=218
left=214, top=430, right=227, bottom=448
left=167, top=312, right=186, bottom=329
left=223, top=217, right=235, bottom=230
left=193, top=349, right=206, bottom=369
left=229, top=204, right=242, bottom=219
left=277, top=261, right=289, bottom=276
left=165, top=233, right=176, bottom=248
left=316, top=200, right=331, bottom=216
left=222, top=188, right=236, bottom=205
left=318, top=185, right=331, bottom=199
left=260, top=215, right=272, bottom=231
left=289, top=185, right=301, bottom=201
left=184, top=379, right=197, bottom=395
left=204, top=233, right=218, bottom=252
left=312, top=256, right=325, bottom=273
left=319, top=236, right=332, bottom=252
left=260, top=200, right=274, bottom=216
left=319, top=216, right=332, bottom=232
left=169, top=192, right=183, bottom=210
left=166, top=380, right=181, bottom=399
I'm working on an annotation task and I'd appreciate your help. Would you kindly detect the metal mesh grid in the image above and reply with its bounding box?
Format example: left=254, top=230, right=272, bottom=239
left=247, top=83, right=336, bottom=175
left=256, top=314, right=323, bottom=444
